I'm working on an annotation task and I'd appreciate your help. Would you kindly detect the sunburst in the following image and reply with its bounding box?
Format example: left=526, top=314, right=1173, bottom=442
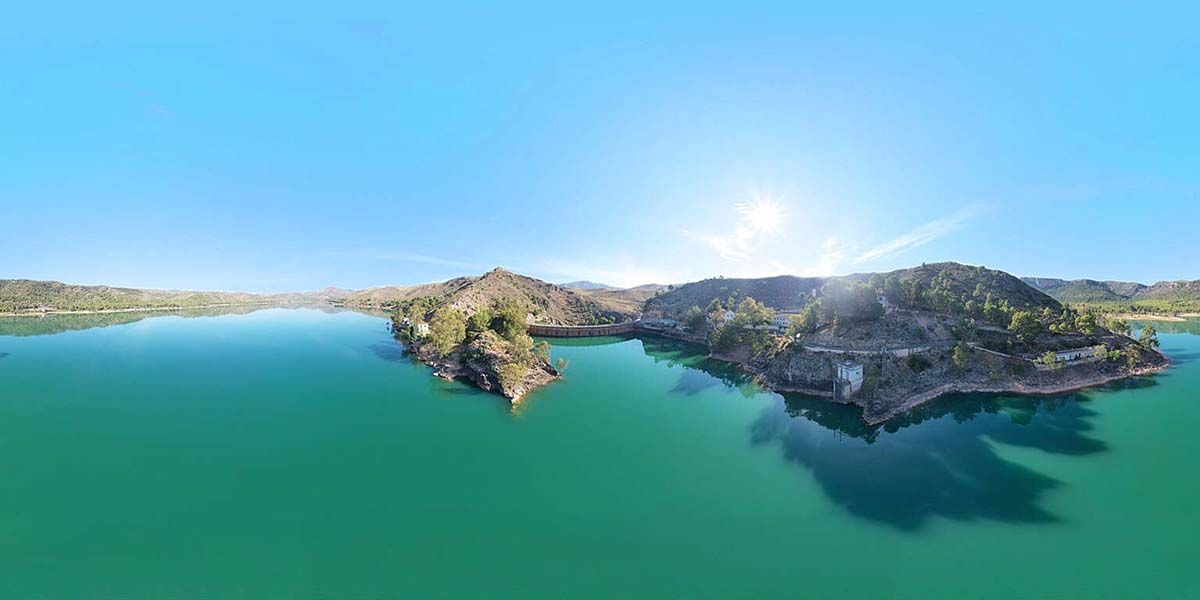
left=736, top=196, right=786, bottom=234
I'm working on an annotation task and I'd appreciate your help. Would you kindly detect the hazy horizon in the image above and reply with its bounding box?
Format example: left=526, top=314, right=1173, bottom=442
left=5, top=259, right=1196, bottom=297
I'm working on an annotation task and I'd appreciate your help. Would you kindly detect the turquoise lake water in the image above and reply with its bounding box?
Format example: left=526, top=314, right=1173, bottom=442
left=0, top=308, right=1197, bottom=598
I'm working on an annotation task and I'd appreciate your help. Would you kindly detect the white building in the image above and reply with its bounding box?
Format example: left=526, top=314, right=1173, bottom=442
left=838, top=362, right=864, bottom=387
left=834, top=361, right=865, bottom=401
left=1054, top=347, right=1101, bottom=363
left=412, top=322, right=431, bottom=337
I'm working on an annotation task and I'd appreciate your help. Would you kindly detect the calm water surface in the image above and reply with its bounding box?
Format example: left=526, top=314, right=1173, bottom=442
left=0, top=308, right=1197, bottom=599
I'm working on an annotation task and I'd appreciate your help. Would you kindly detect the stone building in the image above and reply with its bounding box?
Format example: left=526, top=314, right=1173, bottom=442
left=834, top=361, right=865, bottom=401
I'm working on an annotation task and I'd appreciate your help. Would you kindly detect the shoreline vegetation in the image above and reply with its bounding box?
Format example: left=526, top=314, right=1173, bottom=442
left=362, top=262, right=1171, bottom=424
left=3, top=263, right=1181, bottom=424
left=1109, top=313, right=1189, bottom=322
left=0, top=278, right=347, bottom=316
left=0, top=301, right=309, bottom=318
left=645, top=326, right=1171, bottom=425
left=390, top=295, right=565, bottom=404
left=634, top=262, right=1171, bottom=424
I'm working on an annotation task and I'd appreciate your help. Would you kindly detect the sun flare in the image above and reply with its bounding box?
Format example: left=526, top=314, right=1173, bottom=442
left=737, top=197, right=786, bottom=234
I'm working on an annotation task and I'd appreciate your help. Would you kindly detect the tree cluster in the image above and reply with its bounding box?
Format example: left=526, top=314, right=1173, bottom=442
left=416, top=299, right=551, bottom=372
left=708, top=297, right=776, bottom=354
left=819, top=280, right=884, bottom=326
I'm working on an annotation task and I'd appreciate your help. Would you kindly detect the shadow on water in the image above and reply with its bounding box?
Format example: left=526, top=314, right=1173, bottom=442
left=750, top=393, right=1107, bottom=531
left=638, top=335, right=1110, bottom=531
left=0, top=352, right=9, bottom=359
left=369, top=342, right=409, bottom=363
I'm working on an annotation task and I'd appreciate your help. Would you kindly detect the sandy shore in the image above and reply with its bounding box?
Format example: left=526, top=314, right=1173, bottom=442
left=1111, top=313, right=1188, bottom=322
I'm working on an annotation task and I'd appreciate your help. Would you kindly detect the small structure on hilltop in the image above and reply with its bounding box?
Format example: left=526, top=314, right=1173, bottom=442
left=834, top=361, right=865, bottom=402
left=413, top=322, right=431, bottom=337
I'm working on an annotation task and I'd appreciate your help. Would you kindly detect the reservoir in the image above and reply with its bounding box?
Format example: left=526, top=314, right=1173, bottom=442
left=0, top=307, right=1197, bottom=598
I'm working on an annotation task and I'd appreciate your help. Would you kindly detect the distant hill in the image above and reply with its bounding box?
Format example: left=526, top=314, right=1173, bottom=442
left=891, top=262, right=1060, bottom=311
left=1138, top=280, right=1200, bottom=305
left=647, top=262, right=1058, bottom=318
left=577, top=284, right=666, bottom=315
left=0, top=279, right=303, bottom=314
left=1019, top=278, right=1129, bottom=304
left=645, top=275, right=825, bottom=316
left=309, top=287, right=354, bottom=301
left=340, top=276, right=477, bottom=306
left=560, top=281, right=618, bottom=291
left=341, top=268, right=635, bottom=325
left=1024, top=276, right=1200, bottom=312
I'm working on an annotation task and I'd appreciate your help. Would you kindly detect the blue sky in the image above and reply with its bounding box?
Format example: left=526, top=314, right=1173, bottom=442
left=3, top=2, right=1197, bottom=291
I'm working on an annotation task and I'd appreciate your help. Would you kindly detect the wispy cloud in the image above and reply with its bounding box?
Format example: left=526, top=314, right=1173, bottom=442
left=682, top=229, right=752, bottom=260
left=321, top=249, right=480, bottom=270
left=807, top=236, right=850, bottom=276
left=766, top=236, right=853, bottom=278
left=855, top=205, right=988, bottom=264
left=115, top=83, right=173, bottom=118
left=532, top=256, right=677, bottom=288
left=683, top=195, right=787, bottom=261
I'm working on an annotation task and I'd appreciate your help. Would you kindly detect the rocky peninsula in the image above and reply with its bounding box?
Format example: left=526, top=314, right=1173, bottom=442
left=401, top=327, right=560, bottom=403
left=365, top=262, right=1170, bottom=422
left=377, top=269, right=592, bottom=404
left=642, top=262, right=1170, bottom=424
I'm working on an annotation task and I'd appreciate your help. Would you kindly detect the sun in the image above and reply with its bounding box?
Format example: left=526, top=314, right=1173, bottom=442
left=737, top=197, right=786, bottom=234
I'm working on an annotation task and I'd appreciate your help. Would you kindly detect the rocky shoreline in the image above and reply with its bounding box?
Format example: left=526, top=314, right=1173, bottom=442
left=403, top=333, right=559, bottom=404
left=849, top=361, right=1171, bottom=425
left=636, top=327, right=1169, bottom=426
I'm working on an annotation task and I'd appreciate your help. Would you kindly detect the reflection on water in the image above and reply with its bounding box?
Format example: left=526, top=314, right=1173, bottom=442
left=1131, top=317, right=1200, bottom=336
left=640, top=336, right=760, bottom=398
left=0, top=304, right=349, bottom=338
left=542, top=335, right=636, bottom=347
left=638, top=335, right=1110, bottom=530
left=0, top=311, right=154, bottom=336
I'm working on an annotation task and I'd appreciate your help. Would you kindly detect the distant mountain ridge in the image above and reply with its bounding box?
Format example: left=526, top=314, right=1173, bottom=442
left=0, top=279, right=321, bottom=314
left=648, top=262, right=1058, bottom=317
left=12, top=264, right=1196, bottom=319
left=559, top=281, right=618, bottom=291
left=1023, top=276, right=1200, bottom=311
